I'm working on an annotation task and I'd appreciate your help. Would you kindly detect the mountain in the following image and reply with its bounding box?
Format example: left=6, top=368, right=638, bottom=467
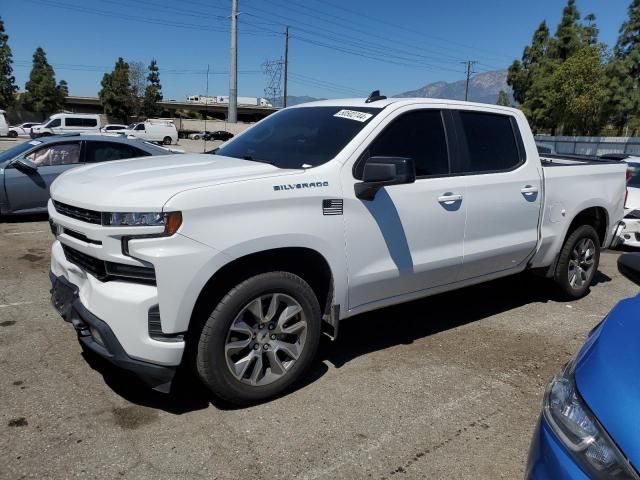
left=271, top=95, right=324, bottom=107
left=394, top=70, right=513, bottom=105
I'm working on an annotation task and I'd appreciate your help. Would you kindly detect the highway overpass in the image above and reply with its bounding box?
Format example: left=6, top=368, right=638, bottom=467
left=64, top=96, right=278, bottom=122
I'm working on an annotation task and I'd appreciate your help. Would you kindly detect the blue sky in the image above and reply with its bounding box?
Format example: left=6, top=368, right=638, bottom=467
left=2, top=0, right=632, bottom=100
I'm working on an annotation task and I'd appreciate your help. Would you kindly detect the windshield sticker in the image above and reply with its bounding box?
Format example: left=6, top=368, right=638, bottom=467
left=333, top=110, right=373, bottom=122
left=28, top=140, right=42, bottom=146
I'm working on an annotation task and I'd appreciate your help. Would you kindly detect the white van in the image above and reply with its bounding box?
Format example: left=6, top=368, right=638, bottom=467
left=123, top=120, right=178, bottom=145
left=31, top=113, right=101, bottom=138
left=0, top=110, right=9, bottom=137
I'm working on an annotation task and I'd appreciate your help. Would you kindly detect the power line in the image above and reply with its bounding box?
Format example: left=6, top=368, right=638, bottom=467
left=308, top=0, right=514, bottom=64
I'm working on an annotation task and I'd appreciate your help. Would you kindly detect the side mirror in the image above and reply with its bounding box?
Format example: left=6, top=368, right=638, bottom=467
left=618, top=253, right=640, bottom=286
left=354, top=156, right=416, bottom=201
left=13, top=157, right=38, bottom=171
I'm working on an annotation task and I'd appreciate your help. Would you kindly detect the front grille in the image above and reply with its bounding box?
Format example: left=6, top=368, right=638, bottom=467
left=625, top=210, right=640, bottom=220
left=62, top=244, right=156, bottom=285
left=54, top=201, right=103, bottom=225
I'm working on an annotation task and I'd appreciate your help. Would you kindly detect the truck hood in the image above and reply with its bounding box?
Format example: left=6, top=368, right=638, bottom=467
left=50, top=153, right=294, bottom=211
left=575, top=294, right=640, bottom=470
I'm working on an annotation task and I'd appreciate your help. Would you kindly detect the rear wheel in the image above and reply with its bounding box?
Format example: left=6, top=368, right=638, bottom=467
left=553, top=225, right=600, bottom=299
left=163, top=136, right=172, bottom=145
left=8, top=130, right=17, bottom=138
left=196, top=272, right=321, bottom=405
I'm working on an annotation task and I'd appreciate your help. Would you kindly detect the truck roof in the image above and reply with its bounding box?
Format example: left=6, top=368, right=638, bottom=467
left=290, top=97, right=521, bottom=113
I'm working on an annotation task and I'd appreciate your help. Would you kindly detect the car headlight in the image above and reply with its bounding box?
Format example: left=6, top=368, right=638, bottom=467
left=544, top=361, right=639, bottom=479
left=103, top=211, right=182, bottom=235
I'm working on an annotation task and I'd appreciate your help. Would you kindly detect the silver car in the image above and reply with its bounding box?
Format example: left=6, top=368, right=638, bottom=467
left=0, top=134, right=178, bottom=217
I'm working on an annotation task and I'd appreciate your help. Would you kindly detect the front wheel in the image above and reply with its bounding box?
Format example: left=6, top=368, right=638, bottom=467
left=553, top=225, right=600, bottom=299
left=8, top=130, right=17, bottom=138
left=163, top=136, right=173, bottom=145
left=196, top=272, right=321, bottom=405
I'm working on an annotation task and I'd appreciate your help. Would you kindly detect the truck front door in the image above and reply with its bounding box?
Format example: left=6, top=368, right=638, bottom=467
left=450, top=109, right=542, bottom=280
left=344, top=107, right=468, bottom=311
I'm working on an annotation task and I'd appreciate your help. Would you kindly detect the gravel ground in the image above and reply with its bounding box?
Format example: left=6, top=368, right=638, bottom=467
left=0, top=210, right=637, bottom=479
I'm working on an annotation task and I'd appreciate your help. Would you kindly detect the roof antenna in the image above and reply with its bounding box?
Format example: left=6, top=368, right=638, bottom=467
left=365, top=90, right=387, bottom=103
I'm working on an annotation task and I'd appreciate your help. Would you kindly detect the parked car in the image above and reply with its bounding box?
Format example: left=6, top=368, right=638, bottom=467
left=526, top=253, right=640, bottom=480
left=0, top=134, right=177, bottom=216
left=122, top=120, right=178, bottom=145
left=611, top=155, right=640, bottom=248
left=31, top=113, right=101, bottom=138
left=0, top=110, right=9, bottom=137
left=100, top=124, right=128, bottom=133
left=8, top=122, right=41, bottom=138
left=205, top=130, right=234, bottom=141
left=187, top=131, right=208, bottom=140
left=47, top=97, right=627, bottom=404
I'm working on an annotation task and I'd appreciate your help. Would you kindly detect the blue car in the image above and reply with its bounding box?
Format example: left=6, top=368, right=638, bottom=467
left=526, top=253, right=640, bottom=479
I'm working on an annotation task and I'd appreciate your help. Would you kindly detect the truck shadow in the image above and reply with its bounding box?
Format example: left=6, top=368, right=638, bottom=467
left=82, top=270, right=609, bottom=413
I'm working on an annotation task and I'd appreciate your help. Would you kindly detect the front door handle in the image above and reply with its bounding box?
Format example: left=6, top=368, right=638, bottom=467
left=521, top=185, right=539, bottom=195
left=438, top=193, right=463, bottom=203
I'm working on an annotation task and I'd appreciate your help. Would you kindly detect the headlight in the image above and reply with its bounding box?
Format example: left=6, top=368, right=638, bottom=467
left=103, top=211, right=182, bottom=235
left=544, top=362, right=639, bottom=479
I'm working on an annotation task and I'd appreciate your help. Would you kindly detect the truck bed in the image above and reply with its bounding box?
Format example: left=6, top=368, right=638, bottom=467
left=540, top=153, right=622, bottom=167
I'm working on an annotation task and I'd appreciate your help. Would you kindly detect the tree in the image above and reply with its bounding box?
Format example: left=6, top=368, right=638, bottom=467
left=128, top=60, right=146, bottom=115
left=507, top=21, right=556, bottom=132
left=23, top=47, right=66, bottom=119
left=0, top=16, right=18, bottom=109
left=99, top=57, right=135, bottom=124
left=607, top=0, right=640, bottom=134
left=142, top=58, right=163, bottom=118
left=552, top=0, right=583, bottom=60
left=550, top=46, right=608, bottom=135
left=496, top=90, right=511, bottom=106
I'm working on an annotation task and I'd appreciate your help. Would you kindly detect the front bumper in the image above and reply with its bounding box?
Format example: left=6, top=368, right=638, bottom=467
left=617, top=218, right=640, bottom=248
left=50, top=271, right=176, bottom=392
left=526, top=416, right=590, bottom=480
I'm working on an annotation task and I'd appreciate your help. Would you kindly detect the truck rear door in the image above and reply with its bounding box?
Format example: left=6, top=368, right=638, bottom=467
left=450, top=109, right=542, bottom=279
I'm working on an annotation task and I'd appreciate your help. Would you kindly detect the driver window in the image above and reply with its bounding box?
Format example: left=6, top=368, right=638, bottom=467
left=47, top=118, right=61, bottom=128
left=135, top=124, right=145, bottom=131
left=365, top=110, right=450, bottom=178
left=26, top=142, right=81, bottom=166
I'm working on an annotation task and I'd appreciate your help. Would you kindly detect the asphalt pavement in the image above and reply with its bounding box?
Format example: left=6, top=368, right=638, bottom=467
left=1, top=213, right=637, bottom=479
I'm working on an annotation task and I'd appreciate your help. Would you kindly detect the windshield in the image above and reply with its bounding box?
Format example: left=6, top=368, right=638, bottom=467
left=629, top=162, right=640, bottom=188
left=0, top=140, right=41, bottom=163
left=216, top=106, right=381, bottom=169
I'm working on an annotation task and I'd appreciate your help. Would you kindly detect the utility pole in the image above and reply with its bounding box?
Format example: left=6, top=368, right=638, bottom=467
left=283, top=26, right=289, bottom=108
left=228, top=0, right=238, bottom=123
left=462, top=60, right=477, bottom=102
left=204, top=64, right=209, bottom=152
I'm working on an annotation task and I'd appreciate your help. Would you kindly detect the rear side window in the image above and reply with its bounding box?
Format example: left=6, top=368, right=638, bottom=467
left=363, top=110, right=449, bottom=178
left=455, top=112, right=521, bottom=174
left=85, top=141, right=149, bottom=162
left=82, top=118, right=97, bottom=127
left=65, top=117, right=83, bottom=127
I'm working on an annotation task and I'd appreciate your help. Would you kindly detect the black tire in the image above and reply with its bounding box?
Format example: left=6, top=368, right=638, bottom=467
left=163, top=136, right=172, bottom=145
left=8, top=130, right=17, bottom=138
left=192, top=135, right=200, bottom=140
left=553, top=225, right=601, bottom=299
left=196, top=272, right=321, bottom=405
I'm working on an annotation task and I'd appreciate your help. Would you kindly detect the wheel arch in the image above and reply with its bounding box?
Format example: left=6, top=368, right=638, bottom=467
left=566, top=206, right=609, bottom=247
left=184, top=247, right=336, bottom=359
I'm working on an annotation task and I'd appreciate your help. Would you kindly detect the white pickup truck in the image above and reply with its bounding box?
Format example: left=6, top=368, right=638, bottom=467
left=47, top=96, right=627, bottom=404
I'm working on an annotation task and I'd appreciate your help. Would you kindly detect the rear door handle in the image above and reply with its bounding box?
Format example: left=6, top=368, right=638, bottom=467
left=438, top=193, right=463, bottom=203
left=520, top=185, right=539, bottom=194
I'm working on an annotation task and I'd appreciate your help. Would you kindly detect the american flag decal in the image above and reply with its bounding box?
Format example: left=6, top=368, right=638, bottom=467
left=322, top=199, right=343, bottom=216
